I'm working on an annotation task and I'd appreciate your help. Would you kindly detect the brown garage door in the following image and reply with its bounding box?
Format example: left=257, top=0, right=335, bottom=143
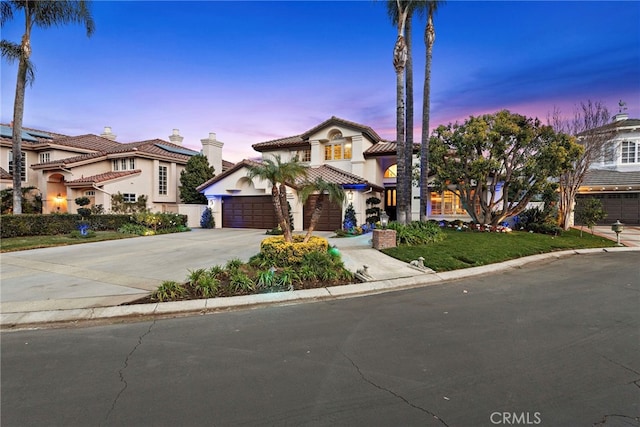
left=222, top=196, right=278, bottom=229
left=576, top=193, right=640, bottom=225
left=303, top=195, right=342, bottom=231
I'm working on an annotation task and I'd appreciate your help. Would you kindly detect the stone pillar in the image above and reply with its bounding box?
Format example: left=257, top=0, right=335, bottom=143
left=372, top=229, right=397, bottom=249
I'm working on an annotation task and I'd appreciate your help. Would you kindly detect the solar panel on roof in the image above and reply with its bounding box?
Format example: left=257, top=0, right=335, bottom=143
left=154, top=143, right=199, bottom=156
left=0, top=125, right=38, bottom=142
left=23, top=129, right=54, bottom=139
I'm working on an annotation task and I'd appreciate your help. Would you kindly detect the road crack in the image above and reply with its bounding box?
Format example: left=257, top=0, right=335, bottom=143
left=593, top=414, right=640, bottom=426
left=102, top=319, right=157, bottom=426
left=342, top=352, right=449, bottom=426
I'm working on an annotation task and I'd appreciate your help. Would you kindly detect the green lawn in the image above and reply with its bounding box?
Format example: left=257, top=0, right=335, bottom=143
left=383, top=228, right=618, bottom=272
left=0, top=231, right=137, bottom=252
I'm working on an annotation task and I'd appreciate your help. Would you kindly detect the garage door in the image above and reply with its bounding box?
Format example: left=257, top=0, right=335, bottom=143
left=576, top=193, right=640, bottom=225
left=303, top=195, right=342, bottom=231
left=222, top=196, right=278, bottom=229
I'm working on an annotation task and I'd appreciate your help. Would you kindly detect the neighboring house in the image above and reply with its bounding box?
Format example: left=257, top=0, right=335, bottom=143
left=198, top=116, right=473, bottom=230
left=576, top=112, right=640, bottom=225
left=0, top=124, right=232, bottom=219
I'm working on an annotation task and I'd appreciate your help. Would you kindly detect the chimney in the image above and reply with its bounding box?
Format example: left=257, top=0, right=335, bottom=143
left=201, top=132, right=223, bottom=174
left=613, top=112, right=629, bottom=122
left=100, top=126, right=117, bottom=141
left=169, top=128, right=184, bottom=145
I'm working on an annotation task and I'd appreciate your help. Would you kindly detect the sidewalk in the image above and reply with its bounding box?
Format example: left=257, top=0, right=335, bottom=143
left=2, top=227, right=638, bottom=329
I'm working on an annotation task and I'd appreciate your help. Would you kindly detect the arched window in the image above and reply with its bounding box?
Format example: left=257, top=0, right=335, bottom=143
left=384, top=164, right=397, bottom=178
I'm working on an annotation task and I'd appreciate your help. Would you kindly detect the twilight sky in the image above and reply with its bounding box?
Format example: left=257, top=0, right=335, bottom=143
left=1, top=0, right=639, bottom=164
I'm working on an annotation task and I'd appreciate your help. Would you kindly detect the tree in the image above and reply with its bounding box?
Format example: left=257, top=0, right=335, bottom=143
left=575, top=197, right=607, bottom=236
left=547, top=100, right=612, bottom=229
left=298, top=177, right=345, bottom=243
left=247, top=155, right=308, bottom=243
left=389, top=0, right=412, bottom=224
left=417, top=0, right=444, bottom=221
left=200, top=207, right=215, bottom=229
left=180, top=154, right=215, bottom=204
left=1, top=0, right=95, bottom=214
left=429, top=110, right=581, bottom=226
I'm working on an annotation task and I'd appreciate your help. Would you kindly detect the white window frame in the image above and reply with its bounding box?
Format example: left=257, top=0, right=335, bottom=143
left=39, top=152, right=51, bottom=163
left=621, top=141, right=637, bottom=164
left=123, top=193, right=136, bottom=203
left=158, top=165, right=168, bottom=195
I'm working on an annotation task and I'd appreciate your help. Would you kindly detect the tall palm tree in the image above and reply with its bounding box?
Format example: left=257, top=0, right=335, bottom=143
left=389, top=0, right=412, bottom=224
left=1, top=0, right=95, bottom=214
left=298, top=178, right=345, bottom=243
left=418, top=0, right=444, bottom=221
left=247, top=155, right=307, bottom=242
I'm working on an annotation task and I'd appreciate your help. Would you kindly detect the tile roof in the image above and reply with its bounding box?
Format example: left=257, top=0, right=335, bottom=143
left=364, top=141, right=420, bottom=157
left=292, top=165, right=383, bottom=191
left=582, top=169, right=640, bottom=187
left=66, top=170, right=142, bottom=186
left=0, top=167, right=11, bottom=180
left=252, top=116, right=385, bottom=152
left=31, top=152, right=107, bottom=169
left=196, top=159, right=261, bottom=191
left=47, top=134, right=122, bottom=151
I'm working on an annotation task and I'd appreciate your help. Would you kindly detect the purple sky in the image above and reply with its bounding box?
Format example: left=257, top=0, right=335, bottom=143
left=2, top=1, right=639, bottom=164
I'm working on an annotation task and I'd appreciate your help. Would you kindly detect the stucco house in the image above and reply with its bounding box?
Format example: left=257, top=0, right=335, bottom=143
left=197, top=116, right=472, bottom=230
left=1, top=124, right=231, bottom=221
left=576, top=112, right=640, bottom=225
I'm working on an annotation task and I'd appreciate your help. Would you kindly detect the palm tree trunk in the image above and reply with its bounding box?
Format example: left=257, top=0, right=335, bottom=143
left=278, top=183, right=292, bottom=241
left=420, top=12, right=435, bottom=222
left=394, top=34, right=407, bottom=225
left=303, top=195, right=325, bottom=243
left=405, top=15, right=414, bottom=223
left=271, top=185, right=290, bottom=242
left=11, top=21, right=32, bottom=215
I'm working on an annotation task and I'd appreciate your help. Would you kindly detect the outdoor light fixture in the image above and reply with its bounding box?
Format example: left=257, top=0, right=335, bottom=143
left=348, top=190, right=353, bottom=201
left=380, top=211, right=389, bottom=229
left=611, top=220, right=624, bottom=246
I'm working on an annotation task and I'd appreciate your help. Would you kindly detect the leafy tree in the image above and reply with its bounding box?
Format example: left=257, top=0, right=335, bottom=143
left=366, top=196, right=382, bottom=224
left=247, top=155, right=308, bottom=243
left=0, top=186, right=40, bottom=214
left=547, top=100, right=612, bottom=229
left=298, top=177, right=345, bottom=242
left=180, top=154, right=215, bottom=204
left=1, top=0, right=94, bottom=214
left=429, top=110, right=581, bottom=226
left=575, top=197, right=607, bottom=236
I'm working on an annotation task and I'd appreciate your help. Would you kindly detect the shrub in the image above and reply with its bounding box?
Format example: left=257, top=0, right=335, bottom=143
left=260, top=235, right=329, bottom=266
left=387, top=221, right=445, bottom=245
left=152, top=281, right=187, bottom=302
left=0, top=214, right=133, bottom=238
left=200, top=207, right=215, bottom=229
left=575, top=197, right=607, bottom=235
left=517, top=207, right=563, bottom=236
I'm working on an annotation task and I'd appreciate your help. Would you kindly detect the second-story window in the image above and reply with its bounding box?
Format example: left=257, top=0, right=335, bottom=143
left=324, top=142, right=352, bottom=161
left=39, top=152, right=51, bottom=163
left=621, top=141, right=637, bottom=164
left=296, top=148, right=311, bottom=162
left=112, top=158, right=136, bottom=171
left=8, top=151, right=26, bottom=181
left=158, top=165, right=167, bottom=195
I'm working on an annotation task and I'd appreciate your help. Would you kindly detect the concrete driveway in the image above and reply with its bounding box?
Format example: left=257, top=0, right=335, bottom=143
left=0, top=228, right=425, bottom=315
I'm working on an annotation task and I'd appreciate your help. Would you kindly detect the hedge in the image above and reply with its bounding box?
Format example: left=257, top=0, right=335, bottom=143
left=0, top=213, right=188, bottom=238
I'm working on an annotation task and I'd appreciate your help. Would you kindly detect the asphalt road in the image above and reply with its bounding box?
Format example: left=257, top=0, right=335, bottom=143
left=2, top=252, right=639, bottom=427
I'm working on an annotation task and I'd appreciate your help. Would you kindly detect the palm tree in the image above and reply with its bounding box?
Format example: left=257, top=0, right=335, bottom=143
left=1, top=0, right=95, bottom=214
left=247, top=155, right=307, bottom=242
left=298, top=178, right=345, bottom=243
left=417, top=0, right=444, bottom=221
left=389, top=0, right=412, bottom=224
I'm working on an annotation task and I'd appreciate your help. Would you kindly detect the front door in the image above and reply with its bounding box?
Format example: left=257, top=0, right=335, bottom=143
left=385, top=187, right=397, bottom=221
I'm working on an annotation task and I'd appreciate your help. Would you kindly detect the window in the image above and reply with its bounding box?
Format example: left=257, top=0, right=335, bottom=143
left=39, top=152, right=51, bottom=163
left=384, top=164, right=397, bottom=178
left=294, top=148, right=311, bottom=162
left=112, top=157, right=136, bottom=171
left=85, top=190, right=95, bottom=196
left=8, top=151, right=26, bottom=181
left=123, top=193, right=136, bottom=203
left=621, top=141, right=637, bottom=164
left=158, top=165, right=168, bottom=195
left=431, top=190, right=466, bottom=215
left=324, top=142, right=352, bottom=161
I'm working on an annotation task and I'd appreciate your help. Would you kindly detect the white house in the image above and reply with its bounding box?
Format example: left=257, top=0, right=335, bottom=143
left=577, top=112, right=640, bottom=224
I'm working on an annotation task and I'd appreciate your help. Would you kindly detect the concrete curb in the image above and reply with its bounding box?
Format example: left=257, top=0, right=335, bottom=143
left=2, top=246, right=638, bottom=329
